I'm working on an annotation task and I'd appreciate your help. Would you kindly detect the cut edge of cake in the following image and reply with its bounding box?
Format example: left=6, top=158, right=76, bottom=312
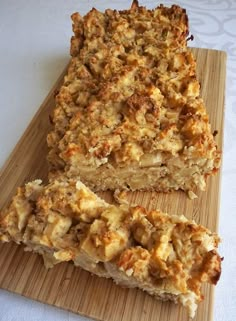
left=0, top=175, right=221, bottom=318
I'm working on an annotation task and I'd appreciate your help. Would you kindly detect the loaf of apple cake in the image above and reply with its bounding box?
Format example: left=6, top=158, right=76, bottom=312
left=47, top=1, right=220, bottom=194
left=0, top=176, right=221, bottom=317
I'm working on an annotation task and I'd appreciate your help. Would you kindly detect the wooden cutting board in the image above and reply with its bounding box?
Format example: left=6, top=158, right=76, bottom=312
left=0, top=48, right=226, bottom=321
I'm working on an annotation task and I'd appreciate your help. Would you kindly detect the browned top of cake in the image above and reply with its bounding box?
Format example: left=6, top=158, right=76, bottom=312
left=47, top=2, right=219, bottom=180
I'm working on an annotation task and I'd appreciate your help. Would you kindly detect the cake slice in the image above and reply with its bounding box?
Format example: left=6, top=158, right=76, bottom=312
left=0, top=176, right=221, bottom=317
left=47, top=2, right=220, bottom=194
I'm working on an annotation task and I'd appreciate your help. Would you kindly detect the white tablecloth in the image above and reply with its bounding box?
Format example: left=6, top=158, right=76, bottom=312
left=0, top=1, right=235, bottom=321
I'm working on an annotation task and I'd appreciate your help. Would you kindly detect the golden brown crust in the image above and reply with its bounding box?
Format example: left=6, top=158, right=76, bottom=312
left=0, top=177, right=221, bottom=317
left=46, top=3, right=220, bottom=193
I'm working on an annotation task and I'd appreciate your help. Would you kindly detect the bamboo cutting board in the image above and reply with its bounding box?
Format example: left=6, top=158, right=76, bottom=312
left=0, top=48, right=226, bottom=321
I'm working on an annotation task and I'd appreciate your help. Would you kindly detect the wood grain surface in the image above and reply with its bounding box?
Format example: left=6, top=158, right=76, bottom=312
left=0, top=48, right=226, bottom=321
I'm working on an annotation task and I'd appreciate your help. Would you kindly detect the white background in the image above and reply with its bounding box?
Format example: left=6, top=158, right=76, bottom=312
left=0, top=1, right=235, bottom=321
